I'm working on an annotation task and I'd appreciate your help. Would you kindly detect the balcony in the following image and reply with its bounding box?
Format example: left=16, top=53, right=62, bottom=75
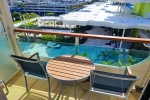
left=0, top=28, right=150, bottom=100
left=6, top=71, right=141, bottom=100
left=1, top=29, right=149, bottom=100
left=1, top=0, right=150, bottom=99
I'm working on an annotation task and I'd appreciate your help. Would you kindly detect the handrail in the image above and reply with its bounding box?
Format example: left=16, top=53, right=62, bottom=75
left=14, top=28, right=150, bottom=43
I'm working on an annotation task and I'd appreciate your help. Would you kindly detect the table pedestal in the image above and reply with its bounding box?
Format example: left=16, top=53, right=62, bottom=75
left=56, top=82, right=87, bottom=100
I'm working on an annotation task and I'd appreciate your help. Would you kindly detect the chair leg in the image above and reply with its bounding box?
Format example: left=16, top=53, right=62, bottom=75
left=23, top=75, right=28, bottom=92
left=47, top=78, right=51, bottom=99
left=88, top=91, right=90, bottom=100
left=73, top=83, right=77, bottom=100
left=56, top=83, right=63, bottom=100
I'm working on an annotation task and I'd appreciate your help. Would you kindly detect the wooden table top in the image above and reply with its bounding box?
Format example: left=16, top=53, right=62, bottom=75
left=46, top=55, right=94, bottom=81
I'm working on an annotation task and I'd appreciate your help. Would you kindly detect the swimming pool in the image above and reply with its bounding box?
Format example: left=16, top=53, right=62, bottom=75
left=19, top=41, right=150, bottom=68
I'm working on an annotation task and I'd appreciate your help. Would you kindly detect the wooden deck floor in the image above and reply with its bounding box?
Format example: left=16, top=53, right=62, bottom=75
left=5, top=71, right=141, bottom=100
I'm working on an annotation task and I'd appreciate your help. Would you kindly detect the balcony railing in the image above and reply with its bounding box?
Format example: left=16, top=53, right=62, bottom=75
left=13, top=28, right=150, bottom=88
left=14, top=28, right=150, bottom=68
left=14, top=28, right=150, bottom=43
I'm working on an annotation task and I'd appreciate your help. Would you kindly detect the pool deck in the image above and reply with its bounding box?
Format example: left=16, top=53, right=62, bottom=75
left=84, top=26, right=131, bottom=49
left=84, top=26, right=110, bottom=46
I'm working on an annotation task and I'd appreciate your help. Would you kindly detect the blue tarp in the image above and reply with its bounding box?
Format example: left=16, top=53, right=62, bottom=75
left=126, top=3, right=134, bottom=10
left=10, top=7, right=24, bottom=12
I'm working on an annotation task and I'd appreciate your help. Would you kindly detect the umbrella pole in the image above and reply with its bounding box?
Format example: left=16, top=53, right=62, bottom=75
left=61, top=21, right=62, bottom=29
left=119, top=29, right=126, bottom=48
left=120, top=3, right=123, bottom=13
left=117, top=2, right=120, bottom=12
left=54, top=21, right=55, bottom=27
left=69, top=25, right=72, bottom=32
left=122, top=3, right=126, bottom=15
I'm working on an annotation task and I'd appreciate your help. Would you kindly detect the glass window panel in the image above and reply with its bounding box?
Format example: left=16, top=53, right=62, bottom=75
left=0, top=18, right=5, bottom=33
left=0, top=35, right=18, bottom=80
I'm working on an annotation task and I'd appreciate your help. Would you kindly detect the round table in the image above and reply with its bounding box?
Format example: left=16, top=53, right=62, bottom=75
left=46, top=55, right=94, bottom=100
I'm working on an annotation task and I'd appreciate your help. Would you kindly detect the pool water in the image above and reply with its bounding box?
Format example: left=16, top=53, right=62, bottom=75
left=19, top=42, right=75, bottom=58
left=19, top=41, right=149, bottom=68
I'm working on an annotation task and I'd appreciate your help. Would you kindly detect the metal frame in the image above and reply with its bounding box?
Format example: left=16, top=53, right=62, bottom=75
left=10, top=52, right=51, bottom=99
left=0, top=12, right=7, bottom=33
left=138, top=76, right=150, bottom=100
left=0, top=10, right=16, bottom=55
left=0, top=12, right=20, bottom=83
left=48, top=72, right=89, bottom=100
left=88, top=69, right=140, bottom=100
left=0, top=80, right=9, bottom=95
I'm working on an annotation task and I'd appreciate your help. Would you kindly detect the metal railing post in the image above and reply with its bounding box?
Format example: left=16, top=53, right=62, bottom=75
left=75, top=37, right=79, bottom=45
left=75, top=37, right=79, bottom=55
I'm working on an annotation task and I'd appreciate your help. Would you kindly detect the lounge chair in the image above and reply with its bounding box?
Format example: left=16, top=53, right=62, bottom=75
left=47, top=41, right=61, bottom=48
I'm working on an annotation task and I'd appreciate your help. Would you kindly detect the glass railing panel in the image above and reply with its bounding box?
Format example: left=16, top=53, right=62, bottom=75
left=18, top=36, right=150, bottom=68
left=78, top=44, right=150, bottom=68
left=18, top=38, right=76, bottom=58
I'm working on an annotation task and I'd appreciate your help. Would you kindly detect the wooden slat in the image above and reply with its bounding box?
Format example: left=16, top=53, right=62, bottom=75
left=47, top=63, right=93, bottom=71
left=55, top=56, right=93, bottom=64
left=46, top=55, right=94, bottom=81
left=48, top=68, right=89, bottom=77
left=14, top=28, right=150, bottom=43
left=47, top=66, right=91, bottom=75
left=49, top=60, right=93, bottom=68
left=48, top=70, right=87, bottom=80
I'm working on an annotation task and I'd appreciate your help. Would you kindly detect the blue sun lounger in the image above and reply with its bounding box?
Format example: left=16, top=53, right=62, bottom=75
left=47, top=41, right=61, bottom=48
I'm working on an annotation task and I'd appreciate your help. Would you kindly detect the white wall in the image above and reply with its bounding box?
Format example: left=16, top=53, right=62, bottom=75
left=95, top=58, right=150, bottom=87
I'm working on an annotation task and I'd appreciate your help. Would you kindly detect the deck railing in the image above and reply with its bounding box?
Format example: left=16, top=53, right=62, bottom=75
left=14, top=28, right=150, bottom=68
left=14, top=28, right=150, bottom=88
left=14, top=28, right=150, bottom=43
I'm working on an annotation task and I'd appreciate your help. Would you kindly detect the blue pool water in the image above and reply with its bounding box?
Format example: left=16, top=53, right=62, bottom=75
left=19, top=41, right=149, bottom=67
left=20, top=42, right=75, bottom=58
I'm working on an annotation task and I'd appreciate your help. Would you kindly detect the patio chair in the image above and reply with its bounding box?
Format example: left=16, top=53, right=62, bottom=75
left=88, top=66, right=140, bottom=100
left=10, top=52, right=51, bottom=98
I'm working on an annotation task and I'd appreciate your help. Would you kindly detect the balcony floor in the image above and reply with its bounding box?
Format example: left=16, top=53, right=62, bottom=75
left=5, top=71, right=141, bottom=100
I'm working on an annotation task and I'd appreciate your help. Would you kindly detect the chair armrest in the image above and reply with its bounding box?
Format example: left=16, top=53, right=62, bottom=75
left=125, top=66, right=136, bottom=92
left=28, top=52, right=40, bottom=60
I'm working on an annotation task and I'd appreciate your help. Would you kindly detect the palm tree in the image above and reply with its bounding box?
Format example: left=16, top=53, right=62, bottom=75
left=30, top=12, right=39, bottom=18
left=46, top=12, right=54, bottom=16
left=23, top=13, right=30, bottom=19
left=17, top=3, right=26, bottom=13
